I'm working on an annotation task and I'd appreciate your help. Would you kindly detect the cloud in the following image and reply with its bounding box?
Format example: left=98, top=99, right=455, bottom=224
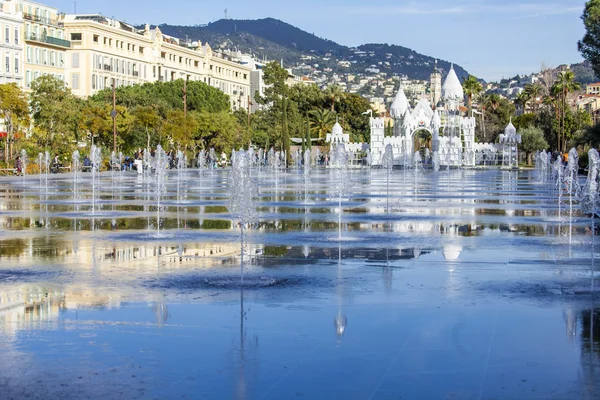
left=346, top=1, right=582, bottom=18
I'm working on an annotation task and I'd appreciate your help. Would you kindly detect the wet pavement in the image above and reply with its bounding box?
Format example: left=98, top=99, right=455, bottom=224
left=0, top=167, right=598, bottom=399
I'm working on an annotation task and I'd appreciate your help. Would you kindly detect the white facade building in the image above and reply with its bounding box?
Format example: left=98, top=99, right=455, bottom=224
left=0, top=0, right=23, bottom=85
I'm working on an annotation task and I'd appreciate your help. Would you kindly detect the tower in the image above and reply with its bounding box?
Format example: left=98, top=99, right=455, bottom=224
left=430, top=60, right=442, bottom=106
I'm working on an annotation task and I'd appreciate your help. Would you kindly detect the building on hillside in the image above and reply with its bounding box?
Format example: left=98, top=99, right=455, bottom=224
left=586, top=82, right=600, bottom=95
left=20, top=0, right=69, bottom=88
left=59, top=14, right=251, bottom=110
left=0, top=0, right=24, bottom=85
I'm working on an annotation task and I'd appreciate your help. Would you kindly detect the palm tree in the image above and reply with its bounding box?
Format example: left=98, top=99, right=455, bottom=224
left=462, top=75, right=483, bottom=116
left=524, top=82, right=544, bottom=114
left=323, top=85, right=345, bottom=112
left=309, top=109, right=336, bottom=139
left=486, top=93, right=502, bottom=112
left=515, top=91, right=531, bottom=115
left=473, top=91, right=487, bottom=141
left=552, top=70, right=581, bottom=152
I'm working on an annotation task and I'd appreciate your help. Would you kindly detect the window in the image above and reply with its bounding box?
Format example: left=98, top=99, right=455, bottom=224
left=92, top=74, right=96, bottom=90
left=42, top=49, right=47, bottom=65
left=58, top=52, right=64, bottom=66
left=14, top=57, right=19, bottom=73
left=26, top=46, right=31, bottom=63
left=139, top=47, right=144, bottom=54
left=71, top=73, right=79, bottom=90
left=26, top=70, right=31, bottom=87
left=14, top=27, right=18, bottom=45
left=34, top=48, right=39, bottom=64
left=71, top=53, right=79, bottom=68
left=103, top=37, right=107, bottom=45
left=5, top=26, right=9, bottom=43
left=71, top=33, right=82, bottom=41
left=93, top=34, right=99, bottom=42
left=50, top=51, right=55, bottom=66
left=5, top=55, right=9, bottom=72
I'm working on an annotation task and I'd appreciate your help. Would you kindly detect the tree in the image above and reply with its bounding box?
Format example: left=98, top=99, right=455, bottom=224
left=162, top=109, right=199, bottom=151
left=524, top=83, right=544, bottom=113
left=0, top=83, right=30, bottom=163
left=195, top=111, right=248, bottom=154
left=461, top=75, right=483, bottom=116
left=515, top=91, right=530, bottom=115
left=262, top=62, right=292, bottom=166
left=552, top=70, right=581, bottom=152
left=29, top=75, right=81, bottom=158
left=323, top=85, right=345, bottom=112
left=309, top=109, right=336, bottom=139
left=519, top=126, right=549, bottom=165
left=82, top=102, right=133, bottom=152
left=579, top=0, right=600, bottom=78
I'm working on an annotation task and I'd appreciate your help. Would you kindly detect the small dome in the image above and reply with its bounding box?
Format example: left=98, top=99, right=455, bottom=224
left=390, top=86, right=409, bottom=118
left=442, top=64, right=464, bottom=101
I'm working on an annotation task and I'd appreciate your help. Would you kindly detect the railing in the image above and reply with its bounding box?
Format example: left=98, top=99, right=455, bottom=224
left=25, top=33, right=70, bottom=48
left=103, top=64, right=112, bottom=71
left=23, top=12, right=59, bottom=26
left=133, top=71, right=139, bottom=77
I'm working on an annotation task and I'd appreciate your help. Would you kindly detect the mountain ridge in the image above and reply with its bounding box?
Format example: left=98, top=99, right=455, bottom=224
left=156, top=18, right=470, bottom=82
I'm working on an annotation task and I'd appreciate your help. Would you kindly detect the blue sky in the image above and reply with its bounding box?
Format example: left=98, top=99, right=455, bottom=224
left=52, top=0, right=586, bottom=81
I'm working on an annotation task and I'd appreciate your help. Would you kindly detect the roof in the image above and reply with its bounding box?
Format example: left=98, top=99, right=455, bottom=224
left=442, top=64, right=464, bottom=100
left=588, top=82, right=600, bottom=87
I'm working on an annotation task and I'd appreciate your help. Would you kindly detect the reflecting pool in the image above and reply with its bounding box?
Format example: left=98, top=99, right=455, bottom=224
left=0, top=167, right=598, bottom=399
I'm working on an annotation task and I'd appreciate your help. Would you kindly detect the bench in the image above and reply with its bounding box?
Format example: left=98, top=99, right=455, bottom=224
left=59, top=166, right=71, bottom=173
left=81, top=165, right=92, bottom=172
left=0, top=168, right=17, bottom=175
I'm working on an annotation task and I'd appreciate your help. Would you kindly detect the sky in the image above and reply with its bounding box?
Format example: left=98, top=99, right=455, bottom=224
left=50, top=0, right=587, bottom=81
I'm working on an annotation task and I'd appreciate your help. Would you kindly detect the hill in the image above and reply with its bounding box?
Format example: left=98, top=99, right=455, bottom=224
left=157, top=18, right=470, bottom=81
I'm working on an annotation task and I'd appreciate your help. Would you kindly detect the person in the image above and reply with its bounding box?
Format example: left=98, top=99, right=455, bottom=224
left=83, top=155, right=91, bottom=169
left=51, top=155, right=62, bottom=173
left=14, top=156, right=22, bottom=175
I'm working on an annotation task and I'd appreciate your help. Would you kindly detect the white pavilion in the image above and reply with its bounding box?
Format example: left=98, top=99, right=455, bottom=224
left=370, top=65, right=476, bottom=167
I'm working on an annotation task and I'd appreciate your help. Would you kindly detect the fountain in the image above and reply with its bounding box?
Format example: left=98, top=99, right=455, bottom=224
left=197, top=149, right=207, bottom=173
left=72, top=150, right=80, bottom=204
left=553, top=154, right=564, bottom=221
left=581, top=148, right=600, bottom=295
left=90, top=145, right=102, bottom=215
left=432, top=151, right=440, bottom=172
left=303, top=149, right=311, bottom=204
left=20, top=149, right=28, bottom=179
left=382, top=144, right=394, bottom=218
left=564, top=148, right=581, bottom=244
left=330, top=143, right=349, bottom=243
left=153, top=145, right=168, bottom=236
left=229, top=149, right=258, bottom=284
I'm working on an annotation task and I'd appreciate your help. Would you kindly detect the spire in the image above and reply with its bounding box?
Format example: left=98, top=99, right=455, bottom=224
left=442, top=64, right=464, bottom=101
left=390, top=85, right=410, bottom=119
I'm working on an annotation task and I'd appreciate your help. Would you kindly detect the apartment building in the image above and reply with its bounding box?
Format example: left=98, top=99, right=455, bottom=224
left=59, top=14, right=252, bottom=110
left=0, top=0, right=23, bottom=85
left=19, top=0, right=69, bottom=88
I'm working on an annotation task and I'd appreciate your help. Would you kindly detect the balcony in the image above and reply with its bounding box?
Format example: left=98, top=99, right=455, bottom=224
left=25, top=33, right=70, bottom=48
left=23, top=12, right=59, bottom=27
